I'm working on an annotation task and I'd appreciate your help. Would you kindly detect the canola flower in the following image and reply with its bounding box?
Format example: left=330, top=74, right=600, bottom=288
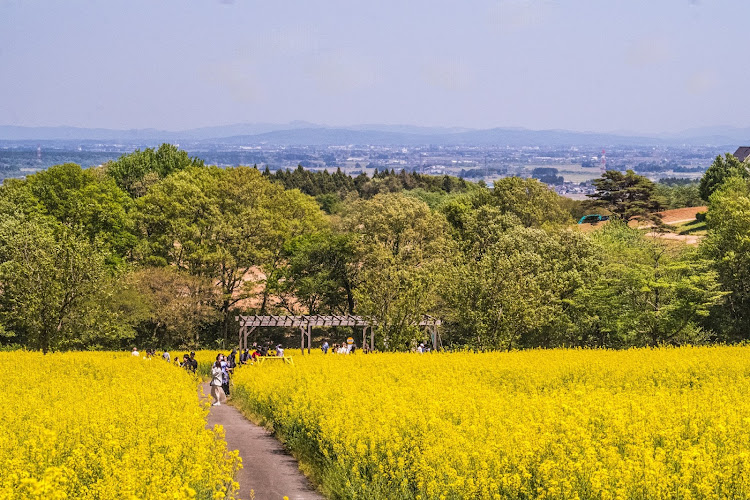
left=229, top=346, right=750, bottom=500
left=0, top=352, right=241, bottom=500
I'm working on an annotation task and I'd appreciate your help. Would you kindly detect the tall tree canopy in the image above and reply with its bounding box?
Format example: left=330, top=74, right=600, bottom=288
left=0, top=214, right=126, bottom=352
left=23, top=163, right=135, bottom=261
left=445, top=221, right=598, bottom=350
left=342, top=193, right=455, bottom=350
left=442, top=177, right=571, bottom=234
left=135, top=166, right=325, bottom=342
left=586, top=170, right=663, bottom=223
left=106, top=143, right=205, bottom=198
left=699, top=153, right=749, bottom=202
left=572, top=221, right=724, bottom=347
left=701, top=177, right=750, bottom=339
left=277, top=232, right=359, bottom=315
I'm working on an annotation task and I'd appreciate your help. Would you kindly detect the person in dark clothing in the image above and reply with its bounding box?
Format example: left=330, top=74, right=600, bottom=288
left=219, top=353, right=232, bottom=397
left=189, top=352, right=197, bottom=373
left=228, top=349, right=237, bottom=369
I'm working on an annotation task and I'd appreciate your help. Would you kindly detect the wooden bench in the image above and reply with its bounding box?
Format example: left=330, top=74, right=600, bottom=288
left=256, top=356, right=294, bottom=366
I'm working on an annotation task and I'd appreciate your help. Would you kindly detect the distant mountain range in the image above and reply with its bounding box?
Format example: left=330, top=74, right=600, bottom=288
left=1, top=123, right=748, bottom=147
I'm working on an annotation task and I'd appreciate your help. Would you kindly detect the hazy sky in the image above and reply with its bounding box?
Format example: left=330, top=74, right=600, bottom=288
left=1, top=0, right=748, bottom=133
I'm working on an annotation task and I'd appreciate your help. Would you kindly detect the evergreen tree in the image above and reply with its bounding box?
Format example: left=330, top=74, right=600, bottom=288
left=586, top=170, right=663, bottom=223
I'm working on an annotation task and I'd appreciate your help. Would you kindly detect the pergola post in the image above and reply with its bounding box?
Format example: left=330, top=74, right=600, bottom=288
left=300, top=325, right=305, bottom=355
left=307, top=324, right=312, bottom=354
left=370, top=325, right=375, bottom=352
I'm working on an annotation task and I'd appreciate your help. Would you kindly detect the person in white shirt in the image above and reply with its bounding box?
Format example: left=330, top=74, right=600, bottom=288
left=131, top=347, right=139, bottom=356
left=276, top=345, right=284, bottom=357
left=210, top=358, right=224, bottom=406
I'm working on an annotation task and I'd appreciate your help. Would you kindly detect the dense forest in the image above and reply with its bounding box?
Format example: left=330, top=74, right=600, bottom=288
left=0, top=144, right=745, bottom=352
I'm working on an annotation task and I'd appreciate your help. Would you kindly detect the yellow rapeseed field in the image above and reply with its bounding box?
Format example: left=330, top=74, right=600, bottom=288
left=0, top=352, right=241, bottom=500
left=230, top=346, right=750, bottom=500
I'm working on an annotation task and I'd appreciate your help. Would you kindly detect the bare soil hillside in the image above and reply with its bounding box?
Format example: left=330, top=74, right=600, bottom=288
left=658, top=206, right=706, bottom=224
left=575, top=207, right=708, bottom=245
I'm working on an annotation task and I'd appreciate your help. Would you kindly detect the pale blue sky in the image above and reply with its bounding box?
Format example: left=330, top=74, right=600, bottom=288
left=1, top=0, right=748, bottom=133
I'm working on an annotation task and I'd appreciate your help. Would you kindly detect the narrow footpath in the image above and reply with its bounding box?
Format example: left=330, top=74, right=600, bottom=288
left=201, top=383, right=324, bottom=500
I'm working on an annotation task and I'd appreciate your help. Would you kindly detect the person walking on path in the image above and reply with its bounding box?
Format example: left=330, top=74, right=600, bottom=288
left=219, top=353, right=232, bottom=398
left=210, top=357, right=224, bottom=406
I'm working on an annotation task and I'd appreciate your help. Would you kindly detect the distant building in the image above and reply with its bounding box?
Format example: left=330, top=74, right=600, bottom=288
left=734, top=147, right=750, bottom=162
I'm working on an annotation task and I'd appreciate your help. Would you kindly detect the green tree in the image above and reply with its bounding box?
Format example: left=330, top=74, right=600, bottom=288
left=445, top=225, right=598, bottom=350
left=586, top=170, right=663, bottom=223
left=106, top=143, right=205, bottom=197
left=701, top=177, right=750, bottom=339
left=574, top=220, right=724, bottom=347
left=0, top=214, right=120, bottom=352
left=278, top=232, right=359, bottom=315
left=654, top=181, right=703, bottom=209
left=489, top=177, right=572, bottom=227
left=23, top=163, right=135, bottom=261
left=699, top=153, right=749, bottom=201
left=135, top=166, right=324, bottom=344
left=441, top=178, right=571, bottom=232
left=342, top=193, right=454, bottom=350
left=123, top=267, right=219, bottom=349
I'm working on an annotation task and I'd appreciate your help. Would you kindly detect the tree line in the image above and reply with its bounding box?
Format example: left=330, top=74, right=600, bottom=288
left=0, top=145, right=745, bottom=352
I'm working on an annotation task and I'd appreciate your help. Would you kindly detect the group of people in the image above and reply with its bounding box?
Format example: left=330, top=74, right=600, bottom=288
left=131, top=347, right=163, bottom=358
left=236, top=342, right=286, bottom=363
left=321, top=341, right=361, bottom=354
left=178, top=352, right=198, bottom=372
left=131, top=347, right=200, bottom=372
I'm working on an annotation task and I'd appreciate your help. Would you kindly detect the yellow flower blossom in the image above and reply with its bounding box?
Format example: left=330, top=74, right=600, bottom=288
left=0, top=352, right=241, bottom=500
left=226, top=346, right=750, bottom=499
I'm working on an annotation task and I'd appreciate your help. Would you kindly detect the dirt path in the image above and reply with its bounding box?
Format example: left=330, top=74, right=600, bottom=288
left=201, top=383, right=324, bottom=500
left=645, top=231, right=702, bottom=245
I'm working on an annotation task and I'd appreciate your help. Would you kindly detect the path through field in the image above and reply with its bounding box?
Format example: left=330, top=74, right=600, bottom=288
left=201, top=383, right=324, bottom=500
left=644, top=231, right=702, bottom=245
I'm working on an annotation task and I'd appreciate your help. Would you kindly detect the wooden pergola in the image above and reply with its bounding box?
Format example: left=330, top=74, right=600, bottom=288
left=235, top=314, right=442, bottom=354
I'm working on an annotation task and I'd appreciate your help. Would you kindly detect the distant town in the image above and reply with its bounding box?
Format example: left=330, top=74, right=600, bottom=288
left=2, top=122, right=738, bottom=199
